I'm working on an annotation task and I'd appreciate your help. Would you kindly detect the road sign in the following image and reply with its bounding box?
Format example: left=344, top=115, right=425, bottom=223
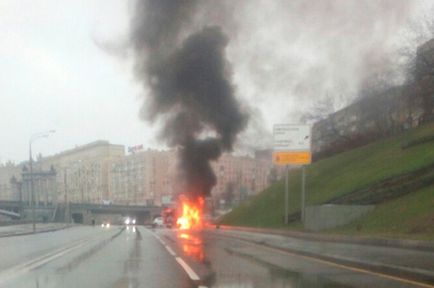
left=273, top=124, right=312, bottom=225
left=274, top=124, right=311, bottom=151
left=273, top=124, right=311, bottom=165
left=273, top=151, right=311, bottom=165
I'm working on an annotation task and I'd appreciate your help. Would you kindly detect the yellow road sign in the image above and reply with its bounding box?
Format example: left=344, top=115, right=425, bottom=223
left=273, top=151, right=311, bottom=165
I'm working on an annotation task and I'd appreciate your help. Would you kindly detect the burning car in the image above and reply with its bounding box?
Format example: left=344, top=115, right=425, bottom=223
left=175, top=195, right=205, bottom=230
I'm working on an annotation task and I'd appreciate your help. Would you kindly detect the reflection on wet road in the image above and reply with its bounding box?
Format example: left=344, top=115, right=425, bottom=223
left=177, top=231, right=205, bottom=262
left=1, top=226, right=191, bottom=288
left=156, top=229, right=431, bottom=288
left=0, top=226, right=430, bottom=288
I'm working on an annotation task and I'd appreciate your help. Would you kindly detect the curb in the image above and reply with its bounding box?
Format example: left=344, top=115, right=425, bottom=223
left=0, top=224, right=73, bottom=238
left=216, top=225, right=434, bottom=252
left=209, top=229, right=434, bottom=286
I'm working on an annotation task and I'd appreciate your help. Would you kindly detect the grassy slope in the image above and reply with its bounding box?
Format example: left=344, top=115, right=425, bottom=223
left=221, top=122, right=434, bottom=235
left=330, top=185, right=434, bottom=240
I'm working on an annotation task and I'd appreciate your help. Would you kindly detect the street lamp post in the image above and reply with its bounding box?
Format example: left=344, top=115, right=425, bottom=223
left=29, top=130, right=55, bottom=233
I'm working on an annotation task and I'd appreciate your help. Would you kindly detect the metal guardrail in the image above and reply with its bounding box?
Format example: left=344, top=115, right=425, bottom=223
left=0, top=208, right=20, bottom=218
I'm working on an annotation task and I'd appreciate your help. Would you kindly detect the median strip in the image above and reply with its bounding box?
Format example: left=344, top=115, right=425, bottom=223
left=0, top=237, right=91, bottom=285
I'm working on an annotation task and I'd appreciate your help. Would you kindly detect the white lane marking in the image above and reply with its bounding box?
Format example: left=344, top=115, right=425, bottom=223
left=146, top=229, right=202, bottom=282
left=0, top=228, right=122, bottom=285
left=155, top=235, right=164, bottom=242
left=165, top=245, right=176, bottom=256
left=147, top=229, right=169, bottom=247
left=175, top=257, right=200, bottom=281
left=0, top=238, right=90, bottom=285
left=198, top=286, right=208, bottom=288
left=151, top=232, right=165, bottom=245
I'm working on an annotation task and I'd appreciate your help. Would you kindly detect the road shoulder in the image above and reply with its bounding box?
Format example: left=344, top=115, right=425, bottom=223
left=209, top=226, right=434, bottom=286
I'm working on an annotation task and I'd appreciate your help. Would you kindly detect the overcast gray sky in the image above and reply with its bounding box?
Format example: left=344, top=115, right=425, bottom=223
left=1, top=0, right=433, bottom=163
left=0, top=0, right=151, bottom=163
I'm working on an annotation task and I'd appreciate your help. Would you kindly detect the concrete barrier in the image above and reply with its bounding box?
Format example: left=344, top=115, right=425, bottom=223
left=305, top=204, right=375, bottom=231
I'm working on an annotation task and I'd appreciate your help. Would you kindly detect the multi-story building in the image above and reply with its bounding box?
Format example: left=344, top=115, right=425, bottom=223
left=35, top=140, right=125, bottom=204
left=110, top=149, right=177, bottom=206
left=211, top=151, right=276, bottom=208
left=1, top=141, right=278, bottom=208
left=0, top=162, right=22, bottom=201
left=0, top=162, right=57, bottom=206
left=109, top=149, right=277, bottom=208
left=20, top=165, right=57, bottom=206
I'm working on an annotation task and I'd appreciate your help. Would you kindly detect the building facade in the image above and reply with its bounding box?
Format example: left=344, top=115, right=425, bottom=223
left=1, top=141, right=278, bottom=207
left=19, top=165, right=57, bottom=206
left=211, top=152, right=276, bottom=208
left=109, top=149, right=177, bottom=206
left=0, top=162, right=22, bottom=201
left=36, top=140, right=125, bottom=204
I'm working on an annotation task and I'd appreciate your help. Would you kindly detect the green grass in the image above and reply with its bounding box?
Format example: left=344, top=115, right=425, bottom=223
left=331, top=185, right=434, bottom=240
left=221, top=122, right=434, bottom=235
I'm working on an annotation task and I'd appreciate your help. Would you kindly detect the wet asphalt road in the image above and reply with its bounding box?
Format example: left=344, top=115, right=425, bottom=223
left=0, top=226, right=431, bottom=288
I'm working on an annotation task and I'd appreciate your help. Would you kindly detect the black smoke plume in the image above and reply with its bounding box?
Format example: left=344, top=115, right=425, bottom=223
left=130, top=0, right=248, bottom=199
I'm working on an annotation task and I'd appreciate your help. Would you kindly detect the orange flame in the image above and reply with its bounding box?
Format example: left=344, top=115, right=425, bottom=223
left=182, top=243, right=204, bottom=261
left=177, top=231, right=204, bottom=261
left=176, top=197, right=204, bottom=230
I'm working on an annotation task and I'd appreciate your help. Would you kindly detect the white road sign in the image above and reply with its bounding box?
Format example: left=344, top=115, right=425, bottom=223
left=273, top=124, right=311, bottom=151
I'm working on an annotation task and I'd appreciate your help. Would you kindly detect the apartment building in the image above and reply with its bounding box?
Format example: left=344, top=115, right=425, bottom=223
left=35, top=140, right=125, bottom=204
left=211, top=152, right=276, bottom=207
left=109, top=149, right=177, bottom=206
left=1, top=141, right=277, bottom=207
left=0, top=162, right=22, bottom=201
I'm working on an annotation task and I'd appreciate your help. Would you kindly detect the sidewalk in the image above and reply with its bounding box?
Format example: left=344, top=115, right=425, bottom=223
left=0, top=223, right=71, bottom=237
left=211, top=226, right=434, bottom=285
left=217, top=225, right=434, bottom=251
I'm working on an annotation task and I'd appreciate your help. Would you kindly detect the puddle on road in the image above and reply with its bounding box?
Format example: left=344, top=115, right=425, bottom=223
left=112, top=227, right=142, bottom=288
left=57, top=227, right=125, bottom=273
left=204, top=239, right=351, bottom=288
left=177, top=231, right=206, bottom=262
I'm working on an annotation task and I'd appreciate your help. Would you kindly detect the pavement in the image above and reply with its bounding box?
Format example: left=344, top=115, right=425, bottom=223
left=207, top=227, right=434, bottom=286
left=0, top=225, right=433, bottom=288
left=217, top=225, right=434, bottom=251
left=0, top=223, right=70, bottom=237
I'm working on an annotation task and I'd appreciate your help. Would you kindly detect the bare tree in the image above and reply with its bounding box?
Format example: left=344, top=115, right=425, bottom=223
left=398, top=3, right=434, bottom=82
left=300, top=92, right=347, bottom=124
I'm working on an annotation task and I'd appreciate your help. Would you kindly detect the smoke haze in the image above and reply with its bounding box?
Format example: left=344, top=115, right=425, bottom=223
left=128, top=1, right=434, bottom=195
left=130, top=0, right=248, bottom=198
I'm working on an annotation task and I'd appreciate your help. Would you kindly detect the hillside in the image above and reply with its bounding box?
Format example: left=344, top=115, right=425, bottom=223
left=220, top=122, right=434, bottom=239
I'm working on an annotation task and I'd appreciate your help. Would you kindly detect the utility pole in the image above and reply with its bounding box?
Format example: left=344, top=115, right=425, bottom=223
left=301, top=165, right=306, bottom=223
left=64, top=168, right=69, bottom=225
left=29, top=143, right=35, bottom=233
left=284, top=165, right=289, bottom=225
left=29, top=130, right=56, bottom=233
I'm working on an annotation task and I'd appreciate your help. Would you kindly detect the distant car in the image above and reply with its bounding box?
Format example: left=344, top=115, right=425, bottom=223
left=101, top=221, right=111, bottom=228
left=101, top=200, right=113, bottom=205
left=124, top=217, right=136, bottom=226
left=152, top=217, right=164, bottom=228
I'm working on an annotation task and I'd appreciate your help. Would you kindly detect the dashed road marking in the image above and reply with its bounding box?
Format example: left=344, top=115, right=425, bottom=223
left=165, top=245, right=176, bottom=256
left=175, top=257, right=200, bottom=281
left=147, top=229, right=202, bottom=282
